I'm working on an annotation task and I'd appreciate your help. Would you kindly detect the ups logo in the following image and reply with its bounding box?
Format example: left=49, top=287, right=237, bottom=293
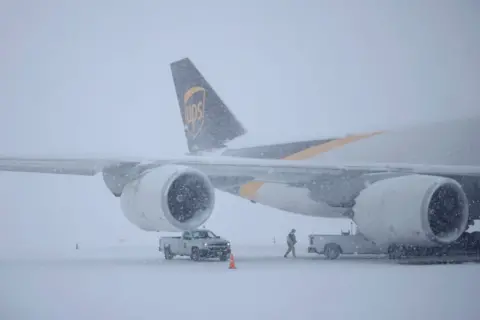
left=183, top=86, right=206, bottom=139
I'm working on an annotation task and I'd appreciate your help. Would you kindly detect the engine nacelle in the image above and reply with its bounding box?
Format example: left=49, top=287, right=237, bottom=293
left=120, top=165, right=215, bottom=232
left=353, top=174, right=469, bottom=247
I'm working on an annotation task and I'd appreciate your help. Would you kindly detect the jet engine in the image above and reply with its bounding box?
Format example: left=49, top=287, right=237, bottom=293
left=353, top=174, right=469, bottom=247
left=120, top=165, right=215, bottom=232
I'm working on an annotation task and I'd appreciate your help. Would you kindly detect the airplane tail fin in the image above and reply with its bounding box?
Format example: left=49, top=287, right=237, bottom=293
left=170, top=58, right=246, bottom=154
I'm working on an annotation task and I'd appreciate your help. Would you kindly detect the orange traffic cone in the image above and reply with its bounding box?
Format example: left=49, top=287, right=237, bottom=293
left=228, top=253, right=236, bottom=269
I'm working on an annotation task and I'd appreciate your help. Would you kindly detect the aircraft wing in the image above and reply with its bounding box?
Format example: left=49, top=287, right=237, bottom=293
left=1, top=155, right=480, bottom=185
left=0, top=156, right=127, bottom=176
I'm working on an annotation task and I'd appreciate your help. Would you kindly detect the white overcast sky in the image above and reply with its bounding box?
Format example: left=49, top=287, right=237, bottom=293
left=0, top=1, right=479, bottom=250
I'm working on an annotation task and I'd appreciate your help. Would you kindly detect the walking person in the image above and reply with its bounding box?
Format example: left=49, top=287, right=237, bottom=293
left=284, top=228, right=297, bottom=258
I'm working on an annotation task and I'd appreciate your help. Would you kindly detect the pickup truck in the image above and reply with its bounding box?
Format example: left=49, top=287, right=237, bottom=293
left=308, top=230, right=387, bottom=260
left=159, top=229, right=231, bottom=261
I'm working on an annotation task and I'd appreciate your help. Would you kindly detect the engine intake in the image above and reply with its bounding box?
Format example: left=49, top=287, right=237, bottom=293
left=166, top=173, right=212, bottom=224
left=120, top=165, right=215, bottom=232
left=353, top=174, right=469, bottom=247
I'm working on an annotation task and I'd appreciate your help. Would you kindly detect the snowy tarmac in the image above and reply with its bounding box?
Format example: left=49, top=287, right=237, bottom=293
left=1, top=244, right=479, bottom=320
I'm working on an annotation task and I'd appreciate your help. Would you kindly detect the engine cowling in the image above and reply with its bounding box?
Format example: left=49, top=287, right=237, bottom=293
left=120, top=165, right=215, bottom=232
left=353, top=174, right=469, bottom=247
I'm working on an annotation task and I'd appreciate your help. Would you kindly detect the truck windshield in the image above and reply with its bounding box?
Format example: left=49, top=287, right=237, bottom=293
left=191, top=231, right=216, bottom=239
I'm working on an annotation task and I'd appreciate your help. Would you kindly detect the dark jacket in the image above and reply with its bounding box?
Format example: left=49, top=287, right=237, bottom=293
left=287, top=232, right=297, bottom=245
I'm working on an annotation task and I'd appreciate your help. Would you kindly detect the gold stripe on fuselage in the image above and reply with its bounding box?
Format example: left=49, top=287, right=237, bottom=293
left=238, top=131, right=383, bottom=200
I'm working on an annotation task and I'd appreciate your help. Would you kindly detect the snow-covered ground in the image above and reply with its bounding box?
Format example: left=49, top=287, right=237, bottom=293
left=1, top=176, right=479, bottom=320
left=0, top=244, right=479, bottom=320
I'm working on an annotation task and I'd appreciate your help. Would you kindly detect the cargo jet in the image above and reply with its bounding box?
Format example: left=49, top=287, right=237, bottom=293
left=2, top=58, right=480, bottom=256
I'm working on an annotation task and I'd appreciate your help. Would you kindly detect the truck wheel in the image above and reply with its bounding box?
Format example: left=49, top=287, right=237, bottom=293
left=191, top=247, right=200, bottom=261
left=164, top=247, right=174, bottom=260
left=324, top=244, right=340, bottom=260
left=220, top=253, right=230, bottom=261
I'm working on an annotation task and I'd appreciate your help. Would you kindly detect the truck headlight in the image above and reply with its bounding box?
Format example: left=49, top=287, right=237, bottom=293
left=227, top=242, right=231, bottom=247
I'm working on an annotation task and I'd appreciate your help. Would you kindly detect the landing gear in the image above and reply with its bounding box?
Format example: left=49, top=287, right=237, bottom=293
left=388, top=231, right=480, bottom=264
left=387, top=244, right=406, bottom=260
